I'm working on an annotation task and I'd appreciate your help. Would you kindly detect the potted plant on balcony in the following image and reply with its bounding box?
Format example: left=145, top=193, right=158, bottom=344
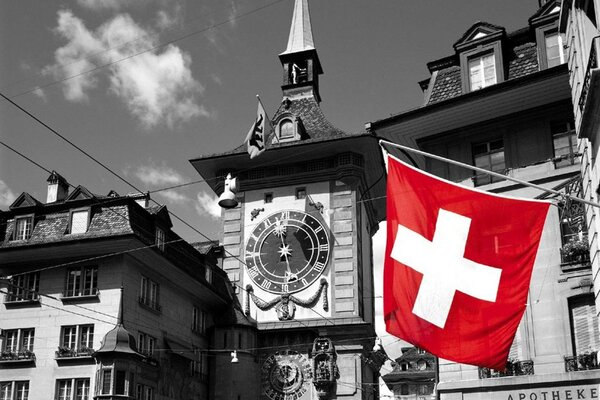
left=562, top=237, right=589, bottom=263
left=77, top=346, right=94, bottom=356
left=56, top=346, right=73, bottom=358
left=0, top=350, right=16, bottom=360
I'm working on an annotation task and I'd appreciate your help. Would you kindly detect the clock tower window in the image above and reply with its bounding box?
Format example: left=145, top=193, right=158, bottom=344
left=279, top=119, right=295, bottom=139
left=295, top=187, right=307, bottom=200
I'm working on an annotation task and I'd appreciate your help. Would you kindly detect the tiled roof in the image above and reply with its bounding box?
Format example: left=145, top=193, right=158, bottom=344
left=426, top=41, right=540, bottom=105
left=192, top=241, right=220, bottom=255
left=272, top=97, right=347, bottom=139
left=507, top=42, right=539, bottom=79
left=2, top=205, right=133, bottom=248
left=428, top=66, right=462, bottom=104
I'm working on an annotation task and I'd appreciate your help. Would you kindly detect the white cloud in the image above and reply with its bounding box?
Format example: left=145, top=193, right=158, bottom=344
left=0, top=180, right=16, bottom=207
left=195, top=191, right=221, bottom=220
left=76, top=0, right=143, bottom=11
left=32, top=88, right=47, bottom=102
left=156, top=6, right=183, bottom=30
left=132, top=163, right=185, bottom=186
left=46, top=10, right=208, bottom=127
left=158, top=190, right=189, bottom=204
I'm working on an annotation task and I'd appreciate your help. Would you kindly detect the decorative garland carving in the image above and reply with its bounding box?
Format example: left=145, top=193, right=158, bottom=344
left=250, top=208, right=265, bottom=221
left=245, top=278, right=329, bottom=320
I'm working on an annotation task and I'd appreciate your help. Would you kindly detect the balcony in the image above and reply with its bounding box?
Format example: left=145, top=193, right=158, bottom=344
left=61, top=288, right=99, bottom=302
left=55, top=346, right=94, bottom=360
left=565, top=352, right=599, bottom=372
left=560, top=236, right=591, bottom=272
left=479, top=360, right=534, bottom=379
left=577, top=37, right=600, bottom=139
left=4, top=290, right=40, bottom=307
left=0, top=349, right=36, bottom=365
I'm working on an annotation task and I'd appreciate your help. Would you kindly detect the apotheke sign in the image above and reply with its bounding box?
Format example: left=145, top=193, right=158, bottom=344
left=504, top=385, right=598, bottom=400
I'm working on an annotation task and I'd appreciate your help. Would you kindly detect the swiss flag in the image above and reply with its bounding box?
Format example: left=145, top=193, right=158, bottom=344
left=384, top=154, right=550, bottom=370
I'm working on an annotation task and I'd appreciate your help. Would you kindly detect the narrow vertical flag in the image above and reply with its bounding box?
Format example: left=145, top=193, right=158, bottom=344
left=384, top=154, right=550, bottom=370
left=245, top=96, right=274, bottom=159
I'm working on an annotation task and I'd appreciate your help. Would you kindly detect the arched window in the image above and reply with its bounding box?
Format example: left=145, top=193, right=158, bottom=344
left=279, top=119, right=295, bottom=139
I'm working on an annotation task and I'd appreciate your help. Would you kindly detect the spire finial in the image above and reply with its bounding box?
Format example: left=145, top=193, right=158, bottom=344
left=281, top=0, right=315, bottom=55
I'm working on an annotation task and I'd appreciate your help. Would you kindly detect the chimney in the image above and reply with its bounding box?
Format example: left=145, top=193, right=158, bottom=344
left=46, top=171, right=69, bottom=203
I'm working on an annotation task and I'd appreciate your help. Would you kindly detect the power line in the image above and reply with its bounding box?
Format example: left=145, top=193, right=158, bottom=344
left=9, top=0, right=288, bottom=99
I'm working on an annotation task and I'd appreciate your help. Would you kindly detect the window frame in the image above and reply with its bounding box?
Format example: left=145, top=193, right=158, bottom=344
left=137, top=332, right=156, bottom=357
left=472, top=139, right=506, bottom=186
left=55, top=378, right=90, bottom=400
left=278, top=118, right=295, bottom=140
left=2, top=328, right=35, bottom=354
left=6, top=272, right=39, bottom=303
left=67, top=208, right=91, bottom=235
left=12, top=215, right=34, bottom=241
left=63, top=266, right=98, bottom=298
left=192, top=306, right=206, bottom=334
left=139, top=276, right=160, bottom=312
left=568, top=294, right=600, bottom=356
left=551, top=120, right=578, bottom=168
left=535, top=21, right=566, bottom=70
left=155, top=227, right=165, bottom=252
left=0, top=381, right=29, bottom=400
left=59, top=324, right=94, bottom=353
left=264, top=192, right=273, bottom=204
left=295, top=187, right=307, bottom=200
left=459, top=41, right=504, bottom=93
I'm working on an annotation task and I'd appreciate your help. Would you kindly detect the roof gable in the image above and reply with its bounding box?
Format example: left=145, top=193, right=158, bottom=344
left=149, top=205, right=173, bottom=228
left=529, top=0, right=561, bottom=24
left=9, top=192, right=42, bottom=210
left=65, top=185, right=95, bottom=202
left=454, top=22, right=506, bottom=51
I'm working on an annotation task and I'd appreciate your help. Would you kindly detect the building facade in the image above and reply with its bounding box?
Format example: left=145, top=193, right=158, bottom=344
left=382, top=347, right=436, bottom=400
left=0, top=172, right=238, bottom=400
left=560, top=0, right=600, bottom=336
left=369, top=1, right=600, bottom=398
left=190, top=1, right=387, bottom=399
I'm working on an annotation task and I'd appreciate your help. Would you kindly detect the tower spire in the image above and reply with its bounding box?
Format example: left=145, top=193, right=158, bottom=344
left=281, top=0, right=315, bottom=55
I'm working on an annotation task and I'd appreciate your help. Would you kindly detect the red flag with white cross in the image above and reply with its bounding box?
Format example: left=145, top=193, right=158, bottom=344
left=383, top=154, right=550, bottom=370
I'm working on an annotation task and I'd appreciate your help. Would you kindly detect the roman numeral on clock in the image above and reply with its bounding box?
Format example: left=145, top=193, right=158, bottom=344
left=260, top=280, right=272, bottom=290
left=314, top=262, right=325, bottom=272
left=248, top=267, right=259, bottom=279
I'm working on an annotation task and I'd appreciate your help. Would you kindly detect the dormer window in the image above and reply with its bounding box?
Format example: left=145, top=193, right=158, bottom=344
left=155, top=227, right=165, bottom=252
left=544, top=32, right=565, bottom=68
left=279, top=119, right=295, bottom=139
left=13, top=215, right=33, bottom=241
left=468, top=53, right=497, bottom=91
left=69, top=209, right=90, bottom=234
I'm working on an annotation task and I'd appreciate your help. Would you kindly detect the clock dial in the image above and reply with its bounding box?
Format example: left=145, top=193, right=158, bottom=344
left=261, top=351, right=312, bottom=400
left=246, top=210, right=330, bottom=294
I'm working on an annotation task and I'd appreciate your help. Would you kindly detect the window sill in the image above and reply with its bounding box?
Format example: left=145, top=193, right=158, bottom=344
left=0, top=355, right=36, bottom=366
left=138, top=301, right=162, bottom=315
left=4, top=298, right=40, bottom=308
left=61, top=292, right=100, bottom=303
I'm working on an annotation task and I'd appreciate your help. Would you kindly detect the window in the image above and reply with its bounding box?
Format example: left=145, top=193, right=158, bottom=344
left=0, top=382, right=29, bottom=400
left=552, top=121, right=578, bottom=167
left=13, top=216, right=33, bottom=241
left=205, top=266, right=212, bottom=284
left=64, top=266, right=98, bottom=297
left=98, top=368, right=131, bottom=396
left=264, top=193, right=273, bottom=204
left=468, top=53, right=496, bottom=91
left=60, top=325, right=94, bottom=355
left=2, top=328, right=34, bottom=354
left=400, top=384, right=409, bottom=395
left=569, top=295, right=600, bottom=356
left=136, top=385, right=154, bottom=400
left=137, top=332, right=155, bottom=357
left=279, top=119, right=294, bottom=139
left=68, top=209, right=90, bottom=234
left=6, top=273, right=39, bottom=303
left=295, top=187, right=307, bottom=200
left=139, top=277, right=160, bottom=311
left=155, top=228, right=165, bottom=252
left=56, top=379, right=89, bottom=400
left=472, top=139, right=505, bottom=186
left=418, top=385, right=431, bottom=395
left=545, top=32, right=566, bottom=68
left=192, top=307, right=206, bottom=334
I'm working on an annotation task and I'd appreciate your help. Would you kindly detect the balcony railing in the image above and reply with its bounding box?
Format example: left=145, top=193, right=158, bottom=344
left=55, top=346, right=94, bottom=359
left=579, top=37, right=599, bottom=112
left=62, top=287, right=99, bottom=299
left=479, top=360, right=534, bottom=379
left=0, top=349, right=36, bottom=363
left=4, top=290, right=39, bottom=304
left=565, top=352, right=599, bottom=372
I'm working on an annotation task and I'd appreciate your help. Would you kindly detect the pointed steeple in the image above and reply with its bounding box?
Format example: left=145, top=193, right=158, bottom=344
left=279, top=0, right=323, bottom=102
left=281, top=0, right=315, bottom=55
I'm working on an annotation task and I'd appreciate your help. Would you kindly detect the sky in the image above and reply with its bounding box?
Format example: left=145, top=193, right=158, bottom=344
left=0, top=0, right=541, bottom=392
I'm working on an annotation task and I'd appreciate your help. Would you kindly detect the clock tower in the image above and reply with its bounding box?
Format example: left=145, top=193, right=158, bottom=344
left=190, top=1, right=386, bottom=398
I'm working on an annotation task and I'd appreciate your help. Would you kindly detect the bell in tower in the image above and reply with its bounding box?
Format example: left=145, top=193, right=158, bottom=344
left=279, top=0, right=323, bottom=102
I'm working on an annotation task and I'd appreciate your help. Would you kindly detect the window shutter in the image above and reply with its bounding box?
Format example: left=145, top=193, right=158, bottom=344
left=572, top=302, right=600, bottom=354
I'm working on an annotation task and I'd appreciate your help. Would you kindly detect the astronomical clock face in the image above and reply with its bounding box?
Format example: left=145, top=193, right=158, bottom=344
left=245, top=210, right=330, bottom=294
left=261, top=351, right=312, bottom=400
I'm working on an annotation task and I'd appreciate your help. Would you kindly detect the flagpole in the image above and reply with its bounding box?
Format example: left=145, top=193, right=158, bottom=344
left=379, top=139, right=600, bottom=210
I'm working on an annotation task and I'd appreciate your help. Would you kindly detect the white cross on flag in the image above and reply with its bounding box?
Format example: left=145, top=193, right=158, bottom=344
left=384, top=154, right=550, bottom=370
